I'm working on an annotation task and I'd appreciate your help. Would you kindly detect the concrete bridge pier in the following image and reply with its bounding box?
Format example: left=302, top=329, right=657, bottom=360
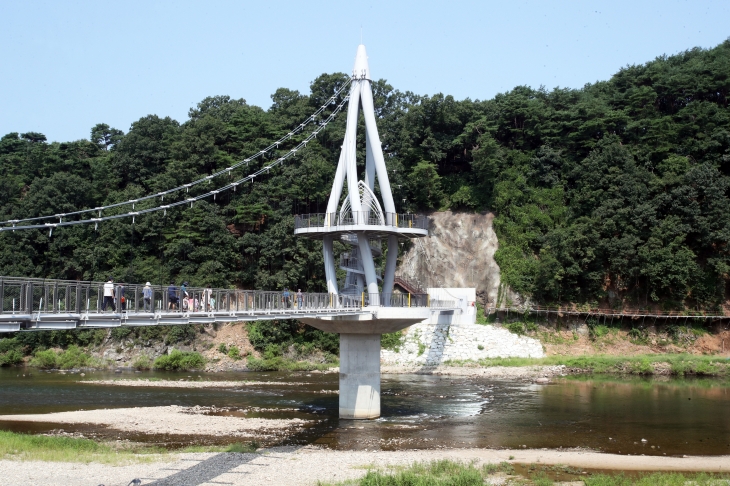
left=339, top=333, right=381, bottom=419
left=300, top=307, right=429, bottom=419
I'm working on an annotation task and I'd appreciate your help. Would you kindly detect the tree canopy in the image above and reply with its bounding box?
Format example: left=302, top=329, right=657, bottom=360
left=1, top=40, right=729, bottom=309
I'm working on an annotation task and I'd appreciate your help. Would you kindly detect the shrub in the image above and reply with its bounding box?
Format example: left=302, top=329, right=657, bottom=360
left=381, top=331, right=405, bottom=352
left=110, top=327, right=132, bottom=340
left=506, top=322, right=525, bottom=335
left=263, top=344, right=281, bottom=360
left=0, top=349, right=23, bottom=366
left=56, top=345, right=91, bottom=369
left=30, top=349, right=58, bottom=369
left=153, top=350, right=205, bottom=371
left=0, top=337, right=20, bottom=353
left=217, top=343, right=228, bottom=354
left=629, top=357, right=653, bottom=375
left=628, top=327, right=649, bottom=344
left=246, top=320, right=339, bottom=355
left=589, top=324, right=610, bottom=340
left=227, top=345, right=242, bottom=360
left=132, top=355, right=152, bottom=370
left=246, top=355, right=333, bottom=372
left=167, top=325, right=198, bottom=344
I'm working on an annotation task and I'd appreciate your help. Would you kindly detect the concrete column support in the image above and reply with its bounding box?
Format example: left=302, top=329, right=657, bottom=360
left=357, top=234, right=379, bottom=303
left=339, top=333, right=381, bottom=419
left=382, top=234, right=399, bottom=302
left=323, top=236, right=338, bottom=295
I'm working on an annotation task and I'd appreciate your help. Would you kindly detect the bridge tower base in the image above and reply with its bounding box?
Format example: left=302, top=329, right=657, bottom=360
left=339, top=333, right=381, bottom=419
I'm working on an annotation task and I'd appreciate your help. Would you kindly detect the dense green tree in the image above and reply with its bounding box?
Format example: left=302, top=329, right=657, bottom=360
left=1, top=40, right=729, bottom=312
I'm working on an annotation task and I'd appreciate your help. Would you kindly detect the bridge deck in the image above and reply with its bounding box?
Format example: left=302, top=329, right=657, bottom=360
left=0, top=308, right=368, bottom=332
left=0, top=276, right=436, bottom=332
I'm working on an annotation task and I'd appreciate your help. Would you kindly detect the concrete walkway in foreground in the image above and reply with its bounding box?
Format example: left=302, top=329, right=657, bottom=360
left=1, top=446, right=728, bottom=486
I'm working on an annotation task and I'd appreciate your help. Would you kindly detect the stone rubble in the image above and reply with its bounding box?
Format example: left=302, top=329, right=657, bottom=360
left=381, top=320, right=544, bottom=365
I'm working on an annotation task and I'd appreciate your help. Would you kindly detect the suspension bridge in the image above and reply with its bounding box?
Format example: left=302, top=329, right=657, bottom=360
left=0, top=44, right=465, bottom=419
left=0, top=276, right=440, bottom=333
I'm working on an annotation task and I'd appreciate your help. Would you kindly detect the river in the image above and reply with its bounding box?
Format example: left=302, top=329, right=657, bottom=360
left=1, top=368, right=728, bottom=456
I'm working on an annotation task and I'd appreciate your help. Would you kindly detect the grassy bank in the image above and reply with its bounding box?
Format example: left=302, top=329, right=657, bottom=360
left=444, top=354, right=730, bottom=376
left=0, top=430, right=258, bottom=464
left=322, top=459, right=730, bottom=486
left=0, top=430, right=164, bottom=464
left=245, top=355, right=336, bottom=372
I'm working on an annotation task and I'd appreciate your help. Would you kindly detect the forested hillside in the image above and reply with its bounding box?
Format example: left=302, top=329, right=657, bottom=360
left=1, top=41, right=729, bottom=309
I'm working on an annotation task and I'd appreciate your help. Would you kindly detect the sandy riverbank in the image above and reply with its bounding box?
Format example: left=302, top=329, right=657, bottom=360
left=0, top=446, right=728, bottom=486
left=0, top=406, right=307, bottom=439
left=381, top=363, right=567, bottom=379
left=84, top=379, right=316, bottom=388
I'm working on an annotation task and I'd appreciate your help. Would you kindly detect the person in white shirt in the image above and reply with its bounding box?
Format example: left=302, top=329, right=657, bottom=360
left=102, top=277, right=116, bottom=312
left=143, top=282, right=153, bottom=312
left=203, top=286, right=212, bottom=311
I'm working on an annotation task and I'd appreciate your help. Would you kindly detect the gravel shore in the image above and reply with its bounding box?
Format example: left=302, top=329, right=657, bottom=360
left=381, top=364, right=567, bottom=379
left=84, top=379, right=314, bottom=388
left=1, top=446, right=728, bottom=486
left=0, top=406, right=307, bottom=438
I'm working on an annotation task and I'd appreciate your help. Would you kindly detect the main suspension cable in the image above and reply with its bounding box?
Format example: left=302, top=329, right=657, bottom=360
left=0, top=93, right=351, bottom=233
left=1, top=76, right=352, bottom=227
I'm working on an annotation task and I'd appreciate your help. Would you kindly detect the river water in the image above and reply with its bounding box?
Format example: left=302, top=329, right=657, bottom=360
left=0, top=368, right=729, bottom=456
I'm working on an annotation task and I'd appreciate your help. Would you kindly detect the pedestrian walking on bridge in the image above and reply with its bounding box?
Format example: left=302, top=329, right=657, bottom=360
left=102, top=277, right=116, bottom=312
left=168, top=282, right=178, bottom=310
left=143, top=282, right=153, bottom=312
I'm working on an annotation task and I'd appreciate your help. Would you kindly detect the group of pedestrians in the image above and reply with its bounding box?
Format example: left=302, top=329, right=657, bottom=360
left=102, top=279, right=307, bottom=313
left=101, top=278, right=215, bottom=313
left=166, top=282, right=214, bottom=312
left=282, top=288, right=304, bottom=309
left=101, top=277, right=133, bottom=312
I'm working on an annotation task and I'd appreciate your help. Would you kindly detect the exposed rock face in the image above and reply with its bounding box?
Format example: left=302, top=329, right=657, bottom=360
left=397, top=211, right=501, bottom=305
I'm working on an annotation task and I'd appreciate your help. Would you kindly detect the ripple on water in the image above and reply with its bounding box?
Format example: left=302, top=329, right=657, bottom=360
left=1, top=369, right=730, bottom=455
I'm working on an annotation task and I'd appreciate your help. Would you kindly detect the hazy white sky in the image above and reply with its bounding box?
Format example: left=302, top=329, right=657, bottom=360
left=1, top=0, right=728, bottom=142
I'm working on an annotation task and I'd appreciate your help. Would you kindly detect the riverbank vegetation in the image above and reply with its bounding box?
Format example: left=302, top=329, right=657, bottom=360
left=0, top=40, right=729, bottom=358
left=152, top=350, right=205, bottom=370
left=242, top=320, right=339, bottom=371
left=0, top=430, right=259, bottom=464
left=322, top=459, right=730, bottom=486
left=0, top=430, right=164, bottom=464
left=445, top=354, right=730, bottom=377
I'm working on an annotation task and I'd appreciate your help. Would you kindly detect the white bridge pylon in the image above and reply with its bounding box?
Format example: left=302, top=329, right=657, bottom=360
left=295, top=45, right=428, bottom=305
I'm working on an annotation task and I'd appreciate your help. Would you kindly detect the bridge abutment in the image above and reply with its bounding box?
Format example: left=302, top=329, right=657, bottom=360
left=339, top=333, right=381, bottom=419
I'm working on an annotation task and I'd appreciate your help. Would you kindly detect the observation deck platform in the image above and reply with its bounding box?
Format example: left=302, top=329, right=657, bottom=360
left=294, top=212, right=429, bottom=239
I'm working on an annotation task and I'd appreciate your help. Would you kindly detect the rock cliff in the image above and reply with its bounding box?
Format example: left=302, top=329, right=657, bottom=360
left=396, top=211, right=502, bottom=305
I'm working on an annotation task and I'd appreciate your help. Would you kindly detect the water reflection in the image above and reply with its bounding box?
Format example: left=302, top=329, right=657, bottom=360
left=0, top=368, right=728, bottom=455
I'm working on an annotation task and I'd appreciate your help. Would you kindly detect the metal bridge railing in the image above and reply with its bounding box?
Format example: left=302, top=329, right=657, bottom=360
left=487, top=304, right=730, bottom=319
left=362, top=293, right=429, bottom=308
left=294, top=212, right=429, bottom=231
left=0, top=277, right=366, bottom=315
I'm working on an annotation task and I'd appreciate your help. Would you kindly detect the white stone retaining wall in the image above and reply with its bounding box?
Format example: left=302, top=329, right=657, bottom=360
left=381, top=313, right=544, bottom=365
